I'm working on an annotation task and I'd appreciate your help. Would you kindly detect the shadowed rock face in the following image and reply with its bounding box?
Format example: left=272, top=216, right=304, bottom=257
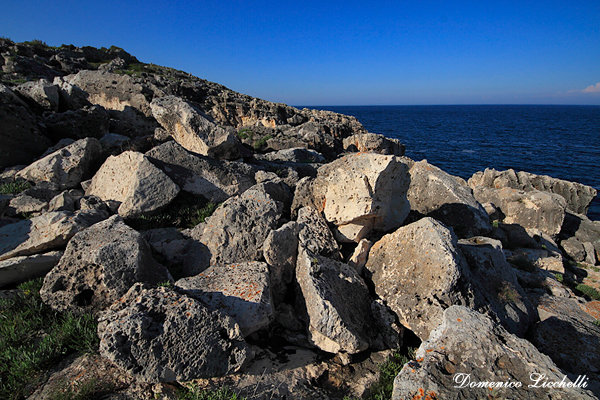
left=392, top=306, right=597, bottom=400
left=98, top=283, right=249, bottom=382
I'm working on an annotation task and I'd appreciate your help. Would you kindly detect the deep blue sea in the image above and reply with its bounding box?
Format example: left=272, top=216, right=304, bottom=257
left=306, top=105, right=600, bottom=221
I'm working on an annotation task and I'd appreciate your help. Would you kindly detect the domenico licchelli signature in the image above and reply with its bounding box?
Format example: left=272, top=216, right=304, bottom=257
left=453, top=373, right=590, bottom=389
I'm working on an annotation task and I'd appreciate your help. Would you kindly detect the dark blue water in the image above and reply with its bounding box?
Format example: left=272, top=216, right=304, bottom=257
left=307, top=105, right=600, bottom=221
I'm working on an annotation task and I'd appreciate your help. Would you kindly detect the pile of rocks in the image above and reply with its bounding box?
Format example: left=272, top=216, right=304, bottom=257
left=1, top=40, right=599, bottom=400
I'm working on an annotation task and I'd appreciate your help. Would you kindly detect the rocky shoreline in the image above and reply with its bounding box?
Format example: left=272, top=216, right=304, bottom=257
left=1, top=39, right=600, bottom=399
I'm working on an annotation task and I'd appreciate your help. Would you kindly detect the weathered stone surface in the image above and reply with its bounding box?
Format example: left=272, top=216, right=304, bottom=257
left=254, top=147, right=326, bottom=163
left=53, top=75, right=92, bottom=110
left=48, top=189, right=84, bottom=212
left=191, top=183, right=283, bottom=266
left=348, top=238, right=373, bottom=275
left=561, top=211, right=600, bottom=263
left=370, top=299, right=404, bottom=350
left=392, top=306, right=597, bottom=400
left=458, top=237, right=537, bottom=336
left=16, top=138, right=102, bottom=190
left=584, top=242, right=597, bottom=265
left=407, top=160, right=492, bottom=238
left=310, top=153, right=410, bottom=242
left=472, top=186, right=566, bottom=237
left=151, top=96, right=241, bottom=160
left=44, top=105, right=110, bottom=141
left=146, top=141, right=255, bottom=203
left=40, top=138, right=75, bottom=158
left=98, top=283, right=248, bottom=382
left=297, top=206, right=340, bottom=260
left=0, top=251, right=63, bottom=288
left=0, top=84, right=52, bottom=167
left=0, top=210, right=107, bottom=262
left=176, top=261, right=273, bottom=337
left=296, top=246, right=379, bottom=354
left=263, top=221, right=299, bottom=304
left=6, top=185, right=59, bottom=216
left=530, top=295, right=600, bottom=378
left=86, top=151, right=180, bottom=218
left=507, top=247, right=566, bottom=274
left=343, top=132, right=405, bottom=156
left=40, top=215, right=172, bottom=314
left=99, top=132, right=130, bottom=151
left=14, top=78, right=59, bottom=111
left=469, top=167, right=597, bottom=215
left=365, top=218, right=475, bottom=340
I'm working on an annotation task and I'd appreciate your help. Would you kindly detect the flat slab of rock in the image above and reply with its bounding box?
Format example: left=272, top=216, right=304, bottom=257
left=392, top=306, right=597, bottom=400
left=86, top=151, right=180, bottom=218
left=40, top=215, right=172, bottom=314
left=470, top=167, right=597, bottom=215
left=146, top=141, right=255, bottom=203
left=176, top=261, right=273, bottom=336
left=191, top=183, right=283, bottom=266
left=151, top=95, right=241, bottom=160
left=98, top=283, right=249, bottom=382
left=296, top=246, right=378, bottom=354
left=407, top=160, right=492, bottom=238
left=16, top=138, right=102, bottom=190
left=310, top=153, right=411, bottom=242
left=0, top=210, right=107, bottom=262
left=0, top=251, right=63, bottom=288
left=365, top=217, right=475, bottom=340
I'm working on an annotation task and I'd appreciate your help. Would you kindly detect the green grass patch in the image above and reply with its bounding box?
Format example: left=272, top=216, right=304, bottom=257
left=575, top=284, right=600, bottom=301
left=0, top=181, right=31, bottom=195
left=554, top=273, right=564, bottom=283
left=492, top=220, right=499, bottom=228
left=593, top=320, right=600, bottom=327
left=237, top=128, right=254, bottom=140
left=178, top=384, right=245, bottom=400
left=126, top=192, right=218, bottom=231
left=0, top=279, right=99, bottom=400
left=253, top=134, right=273, bottom=150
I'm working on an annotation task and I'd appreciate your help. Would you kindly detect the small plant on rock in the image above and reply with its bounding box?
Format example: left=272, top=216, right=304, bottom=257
left=178, top=384, right=245, bottom=400
left=575, top=284, right=600, bottom=301
left=0, top=181, right=31, bottom=195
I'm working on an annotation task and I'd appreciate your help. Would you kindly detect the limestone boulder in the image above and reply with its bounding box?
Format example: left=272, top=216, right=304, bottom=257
left=254, top=147, right=326, bottom=163
left=506, top=247, right=566, bottom=274
left=176, top=261, right=273, bottom=337
left=40, top=215, right=172, bottom=314
left=296, top=246, right=379, bottom=354
left=6, top=184, right=60, bottom=217
left=392, top=306, right=597, bottom=400
left=44, top=105, right=110, bottom=141
left=309, top=153, right=410, bottom=242
left=469, top=168, right=597, bottom=215
left=472, top=186, right=566, bottom=237
left=365, top=218, right=475, bottom=340
left=48, top=189, right=84, bottom=212
left=16, top=138, right=102, bottom=190
left=297, top=206, right=340, bottom=260
left=529, top=294, right=600, bottom=378
left=0, top=210, right=107, bottom=262
left=0, top=84, right=52, bottom=167
left=342, top=132, right=405, bottom=156
left=98, top=283, right=249, bottom=382
left=146, top=141, right=255, bottom=203
left=263, top=221, right=299, bottom=304
left=14, top=79, right=59, bottom=112
left=190, top=183, right=283, bottom=266
left=86, top=151, right=180, bottom=218
left=150, top=96, right=241, bottom=160
left=407, top=160, right=492, bottom=238
left=53, top=75, right=92, bottom=110
left=348, top=238, right=373, bottom=275
left=561, top=211, right=600, bottom=263
left=0, top=251, right=63, bottom=288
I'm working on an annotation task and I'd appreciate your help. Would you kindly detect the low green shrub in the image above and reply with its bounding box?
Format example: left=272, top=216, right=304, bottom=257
left=237, top=128, right=253, bottom=140
left=253, top=134, right=273, bottom=150
left=178, top=384, right=245, bottom=400
left=575, top=284, right=600, bottom=301
left=593, top=320, right=600, bottom=327
left=0, top=279, right=99, bottom=400
left=0, top=181, right=31, bottom=195
left=360, top=348, right=416, bottom=400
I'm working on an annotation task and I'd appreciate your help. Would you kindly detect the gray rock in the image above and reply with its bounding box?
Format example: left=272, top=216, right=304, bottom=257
left=472, top=185, right=566, bottom=237
left=263, top=221, right=299, bottom=304
left=176, top=261, right=274, bottom=337
left=0, top=251, right=63, bottom=288
left=146, top=141, right=255, bottom=203
left=99, top=133, right=130, bottom=151
left=255, top=147, right=326, bottom=163
left=44, top=105, right=110, bottom=141
left=40, top=215, right=172, bottom=314
left=584, top=241, right=597, bottom=265
left=0, top=84, right=52, bottom=168
left=48, top=189, right=84, bottom=212
left=191, top=183, right=283, bottom=266
left=7, top=185, right=59, bottom=216
left=407, top=160, right=492, bottom=238
left=343, top=132, right=405, bottom=156
left=53, top=76, right=92, bottom=110
left=365, top=217, right=476, bottom=340
left=561, top=211, right=600, bottom=264
left=142, top=228, right=191, bottom=266
left=0, top=210, right=108, bottom=262
left=98, top=283, right=249, bottom=382
left=86, top=151, right=180, bottom=218
left=296, top=245, right=379, bottom=354
left=529, top=295, right=600, bottom=378
left=392, top=306, right=597, bottom=400
left=14, top=79, right=60, bottom=111
left=507, top=247, right=566, bottom=274
left=469, top=168, right=597, bottom=216
left=297, top=206, right=340, bottom=260
left=370, top=299, right=404, bottom=350
left=150, top=96, right=241, bottom=160
left=40, top=138, right=75, bottom=158
left=16, top=138, right=102, bottom=190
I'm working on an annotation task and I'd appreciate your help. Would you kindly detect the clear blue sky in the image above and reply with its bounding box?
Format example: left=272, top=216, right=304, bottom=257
left=2, top=0, right=599, bottom=105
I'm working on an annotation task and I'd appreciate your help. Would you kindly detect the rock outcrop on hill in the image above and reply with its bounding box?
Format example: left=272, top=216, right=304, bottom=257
left=1, top=39, right=599, bottom=400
